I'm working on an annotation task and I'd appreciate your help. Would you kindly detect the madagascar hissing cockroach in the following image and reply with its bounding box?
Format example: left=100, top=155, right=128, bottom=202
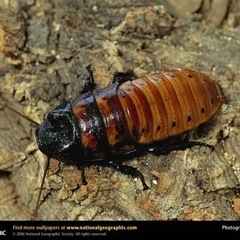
left=1, top=67, right=225, bottom=218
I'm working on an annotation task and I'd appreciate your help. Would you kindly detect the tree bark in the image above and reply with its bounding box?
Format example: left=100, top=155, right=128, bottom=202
left=0, top=0, right=239, bottom=220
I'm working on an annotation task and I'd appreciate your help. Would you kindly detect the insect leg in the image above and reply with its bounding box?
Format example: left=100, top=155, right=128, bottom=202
left=80, top=65, right=96, bottom=94
left=78, top=165, right=87, bottom=185
left=108, top=161, right=149, bottom=190
left=147, top=140, right=214, bottom=155
left=113, top=70, right=137, bottom=84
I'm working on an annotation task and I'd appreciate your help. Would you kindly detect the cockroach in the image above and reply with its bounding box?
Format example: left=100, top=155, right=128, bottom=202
left=0, top=67, right=225, bottom=219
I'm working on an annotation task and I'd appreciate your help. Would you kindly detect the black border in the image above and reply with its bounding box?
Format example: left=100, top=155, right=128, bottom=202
left=0, top=220, right=239, bottom=238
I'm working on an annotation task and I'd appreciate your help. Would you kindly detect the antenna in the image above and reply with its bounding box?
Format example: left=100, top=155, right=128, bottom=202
left=1, top=102, right=48, bottom=220
left=0, top=103, right=39, bottom=126
left=32, top=157, right=50, bottom=220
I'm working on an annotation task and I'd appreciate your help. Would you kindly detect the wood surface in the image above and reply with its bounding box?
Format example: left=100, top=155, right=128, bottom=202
left=0, top=0, right=240, bottom=220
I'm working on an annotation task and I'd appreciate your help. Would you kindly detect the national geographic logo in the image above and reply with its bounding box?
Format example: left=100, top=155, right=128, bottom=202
left=0, top=230, right=6, bottom=236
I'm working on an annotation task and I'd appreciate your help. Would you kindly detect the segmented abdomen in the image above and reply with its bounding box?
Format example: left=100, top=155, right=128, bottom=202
left=73, top=69, right=224, bottom=150
left=117, top=69, right=224, bottom=144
